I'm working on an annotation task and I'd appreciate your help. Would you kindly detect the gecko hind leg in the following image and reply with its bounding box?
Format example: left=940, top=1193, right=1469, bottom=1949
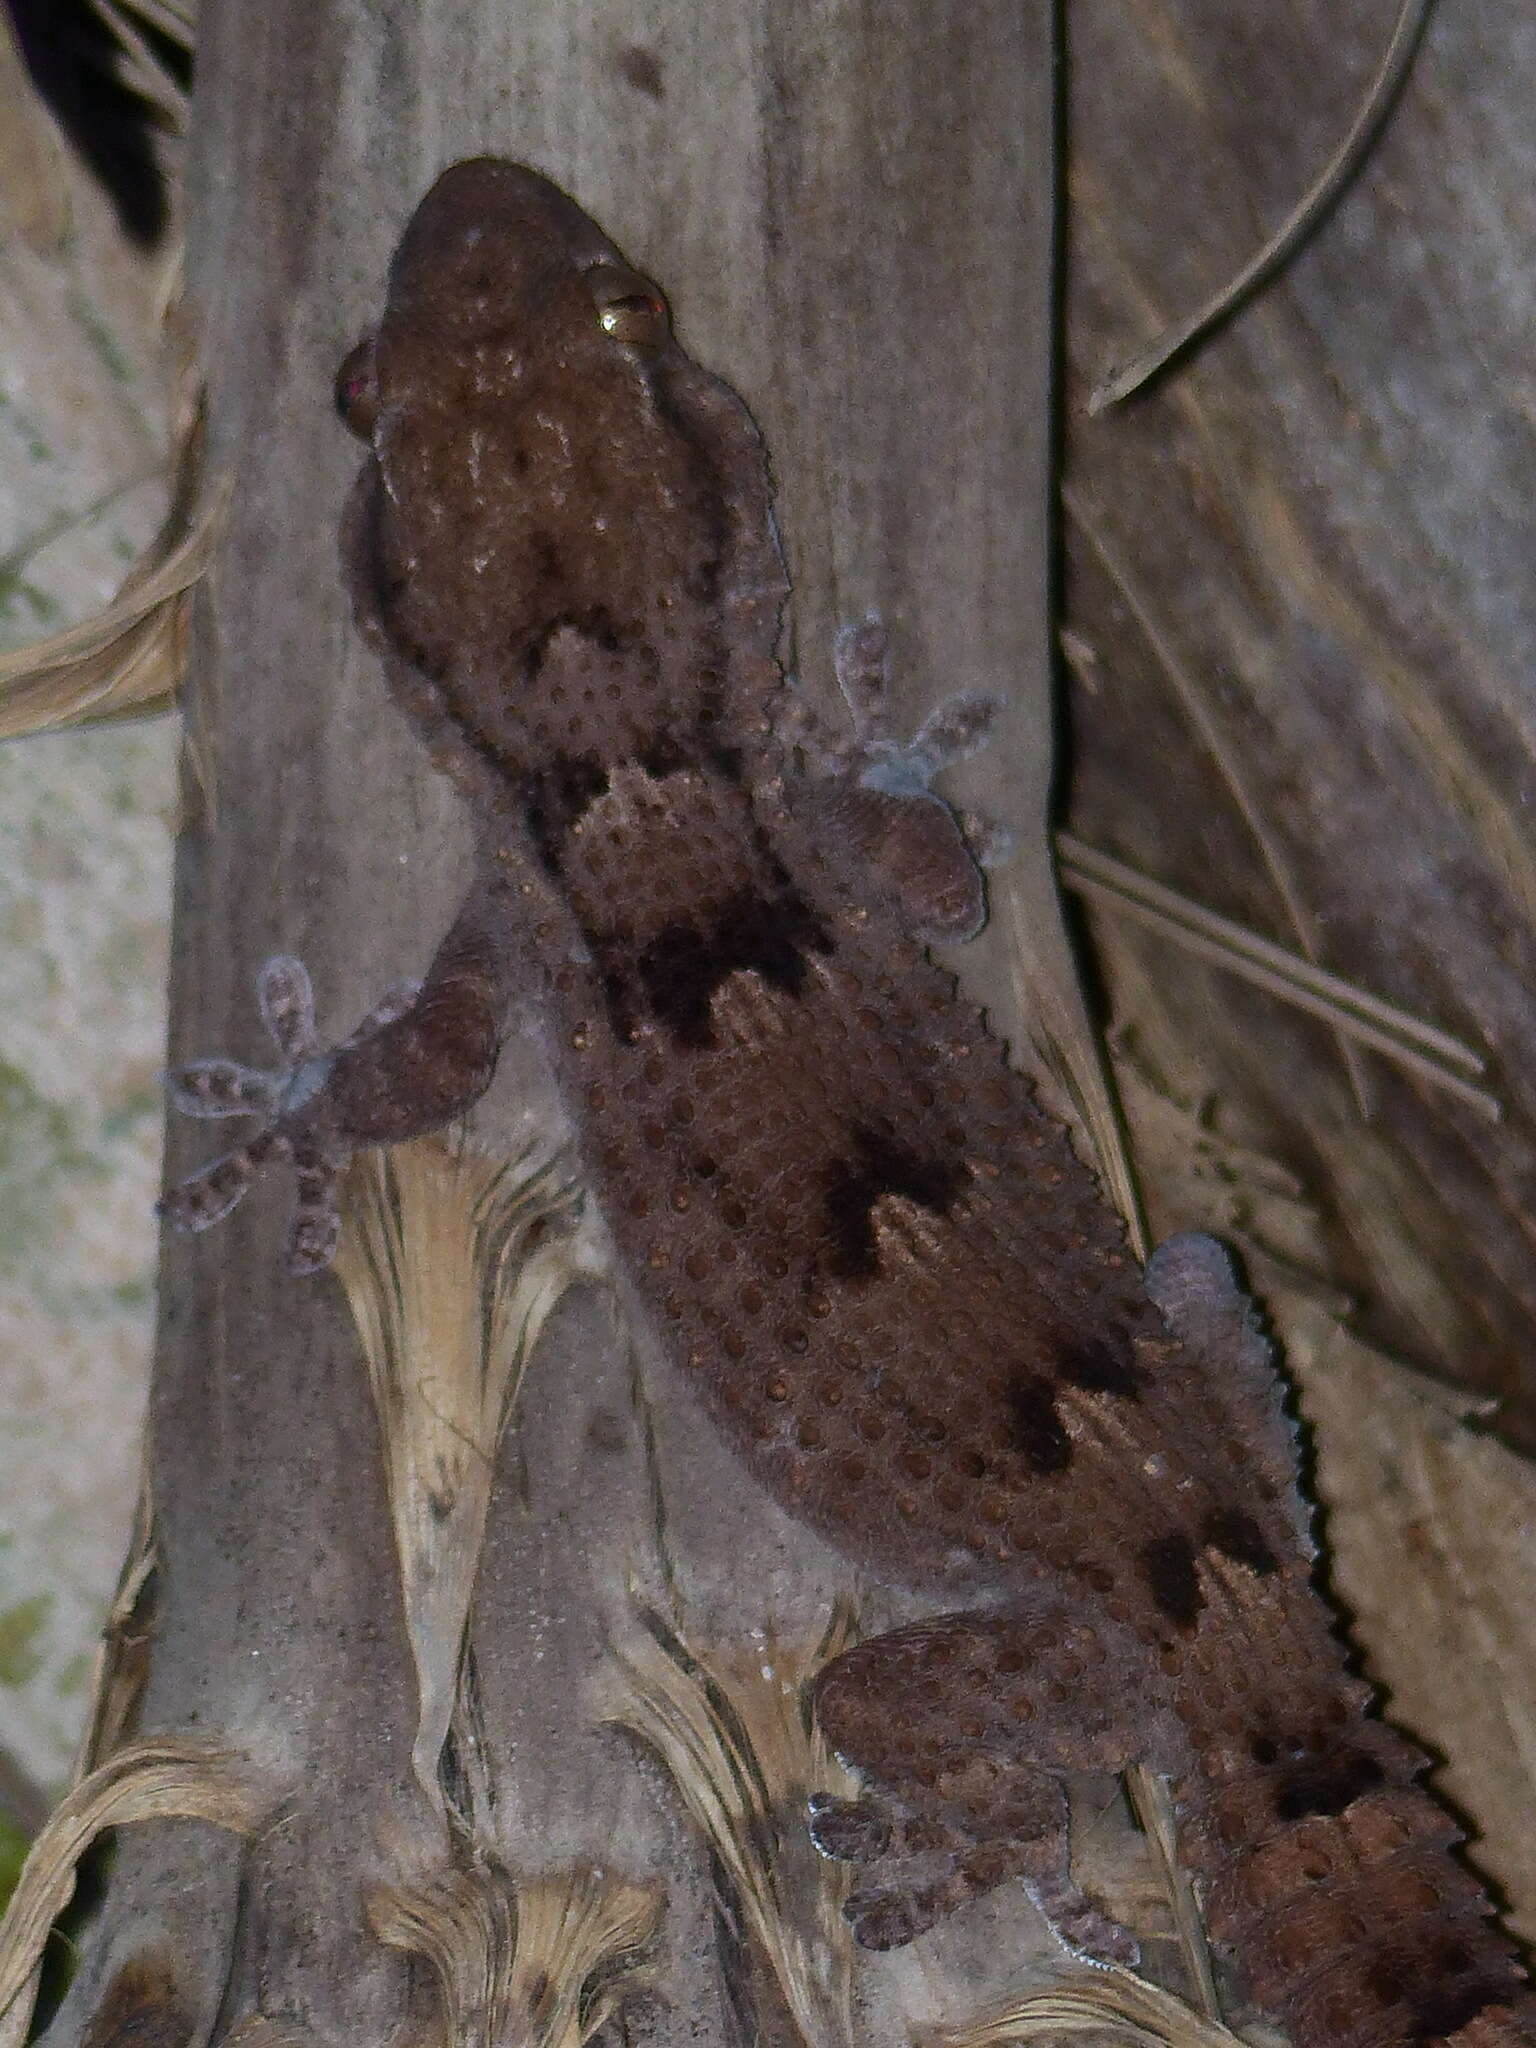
left=811, top=1603, right=1175, bottom=1961
left=822, top=1758, right=1137, bottom=1962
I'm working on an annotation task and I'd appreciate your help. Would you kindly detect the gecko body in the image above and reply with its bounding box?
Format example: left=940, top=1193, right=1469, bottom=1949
left=166, top=160, right=1533, bottom=2048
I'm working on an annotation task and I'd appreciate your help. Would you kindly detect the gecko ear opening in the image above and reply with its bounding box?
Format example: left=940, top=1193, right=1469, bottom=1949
left=334, top=337, right=380, bottom=438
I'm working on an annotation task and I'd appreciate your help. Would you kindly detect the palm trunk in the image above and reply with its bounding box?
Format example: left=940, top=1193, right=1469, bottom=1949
left=16, top=6, right=1066, bottom=2046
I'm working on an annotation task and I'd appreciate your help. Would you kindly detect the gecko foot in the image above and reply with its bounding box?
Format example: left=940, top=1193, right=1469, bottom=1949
left=831, top=612, right=999, bottom=796
left=160, top=956, right=419, bottom=1274
left=1025, top=1870, right=1141, bottom=1969
left=781, top=612, right=1004, bottom=944
left=813, top=1774, right=1138, bottom=1962
left=811, top=1610, right=1153, bottom=1961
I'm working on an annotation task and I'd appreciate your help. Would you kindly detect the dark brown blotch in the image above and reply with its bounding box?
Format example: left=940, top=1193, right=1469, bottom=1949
left=1056, top=1332, right=1140, bottom=1399
left=1363, top=1933, right=1520, bottom=2045
left=636, top=732, right=688, bottom=780
left=1272, top=1746, right=1386, bottom=1822
left=526, top=528, right=565, bottom=591
left=522, top=750, right=610, bottom=873
left=83, top=1955, right=192, bottom=2048
left=615, top=44, right=665, bottom=98
left=1203, top=1504, right=1280, bottom=1577
left=637, top=886, right=831, bottom=1045
left=1141, top=1529, right=1203, bottom=1628
left=822, top=1126, right=967, bottom=1279
left=1005, top=1376, right=1073, bottom=1474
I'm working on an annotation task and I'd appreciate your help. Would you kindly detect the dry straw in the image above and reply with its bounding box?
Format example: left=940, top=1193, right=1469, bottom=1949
left=928, top=1967, right=1257, bottom=2048
left=331, top=1134, right=604, bottom=1806
left=0, top=0, right=201, bottom=739
left=0, top=387, right=223, bottom=741
left=617, top=1597, right=860, bottom=2048
left=1087, top=0, right=1435, bottom=410
left=0, top=1740, right=271, bottom=2048
left=368, top=1861, right=659, bottom=2048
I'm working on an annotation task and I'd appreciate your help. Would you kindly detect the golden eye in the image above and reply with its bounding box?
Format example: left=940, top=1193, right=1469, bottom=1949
left=586, top=261, right=670, bottom=348
left=334, top=337, right=379, bottom=439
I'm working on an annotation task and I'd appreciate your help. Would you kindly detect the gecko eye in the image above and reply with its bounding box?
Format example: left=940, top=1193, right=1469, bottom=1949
left=586, top=262, right=670, bottom=348
left=334, top=338, right=379, bottom=439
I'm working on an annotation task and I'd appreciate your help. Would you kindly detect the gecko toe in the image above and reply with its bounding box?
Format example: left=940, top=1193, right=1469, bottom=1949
left=957, top=807, right=1013, bottom=872
left=808, top=1792, right=892, bottom=1864
left=833, top=614, right=895, bottom=735
left=257, top=954, right=320, bottom=1058
left=283, top=1206, right=341, bottom=1275
left=161, top=1146, right=264, bottom=1233
left=161, top=1128, right=296, bottom=1236
left=283, top=1155, right=343, bottom=1274
left=1024, top=1870, right=1141, bottom=1968
left=911, top=689, right=999, bottom=767
left=169, top=1058, right=282, bottom=1119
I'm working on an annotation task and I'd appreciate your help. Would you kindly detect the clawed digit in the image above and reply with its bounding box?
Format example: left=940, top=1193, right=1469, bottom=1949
left=807, top=1790, right=893, bottom=1863
left=257, top=954, right=320, bottom=1060
left=285, top=1153, right=344, bottom=1273
left=909, top=689, right=998, bottom=773
left=157, top=1128, right=294, bottom=1234
left=833, top=613, right=895, bottom=732
left=169, top=1059, right=282, bottom=1119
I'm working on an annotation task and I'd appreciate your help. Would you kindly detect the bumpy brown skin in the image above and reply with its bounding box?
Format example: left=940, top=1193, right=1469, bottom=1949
left=177, top=161, right=1532, bottom=2047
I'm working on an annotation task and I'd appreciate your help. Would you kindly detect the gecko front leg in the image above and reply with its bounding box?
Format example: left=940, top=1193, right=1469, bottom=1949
left=161, top=869, right=519, bottom=1272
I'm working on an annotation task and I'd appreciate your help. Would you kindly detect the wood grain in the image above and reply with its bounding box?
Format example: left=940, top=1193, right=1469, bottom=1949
left=1062, top=0, right=1536, bottom=1442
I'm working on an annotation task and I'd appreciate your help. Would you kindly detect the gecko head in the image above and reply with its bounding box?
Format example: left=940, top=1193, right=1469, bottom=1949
left=337, top=161, right=675, bottom=451
left=361, top=160, right=675, bottom=416
left=335, top=159, right=782, bottom=766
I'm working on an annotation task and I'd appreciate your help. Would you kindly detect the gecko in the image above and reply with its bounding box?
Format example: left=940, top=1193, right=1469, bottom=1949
left=162, top=159, right=1533, bottom=2048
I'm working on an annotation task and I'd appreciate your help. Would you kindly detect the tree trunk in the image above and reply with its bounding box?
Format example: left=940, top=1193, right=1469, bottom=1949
left=28, top=6, right=1072, bottom=2046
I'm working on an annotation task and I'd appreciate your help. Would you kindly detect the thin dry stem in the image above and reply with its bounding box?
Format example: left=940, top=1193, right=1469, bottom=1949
left=929, top=1967, right=1252, bottom=2048
left=1056, top=831, right=1498, bottom=1117
left=0, top=384, right=220, bottom=739
left=221, top=2020, right=318, bottom=2048
left=1088, top=0, right=1435, bottom=410
left=1062, top=498, right=1375, bottom=1119
left=90, top=0, right=192, bottom=129
left=1123, top=1766, right=1219, bottom=2023
left=73, top=1468, right=158, bottom=1777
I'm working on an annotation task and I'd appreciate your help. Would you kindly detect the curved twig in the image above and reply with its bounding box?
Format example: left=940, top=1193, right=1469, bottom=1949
left=1088, top=0, right=1436, bottom=413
